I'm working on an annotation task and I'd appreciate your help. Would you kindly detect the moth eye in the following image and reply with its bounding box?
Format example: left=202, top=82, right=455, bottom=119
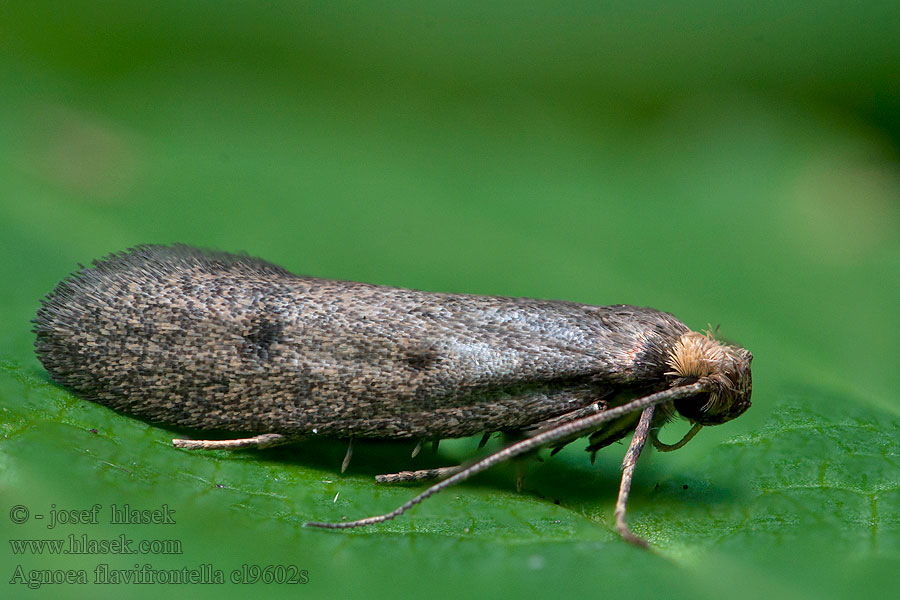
left=674, top=376, right=752, bottom=425
left=673, top=392, right=713, bottom=424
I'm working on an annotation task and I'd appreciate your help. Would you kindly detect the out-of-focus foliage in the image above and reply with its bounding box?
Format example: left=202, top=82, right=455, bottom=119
left=1, top=3, right=898, bottom=599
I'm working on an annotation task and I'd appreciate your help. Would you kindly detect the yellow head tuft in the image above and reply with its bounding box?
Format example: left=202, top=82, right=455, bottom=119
left=665, top=330, right=727, bottom=379
left=665, top=330, right=752, bottom=425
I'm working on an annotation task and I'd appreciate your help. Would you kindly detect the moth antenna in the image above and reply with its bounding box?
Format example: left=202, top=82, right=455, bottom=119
left=341, top=438, right=354, bottom=473
left=650, top=423, right=703, bottom=452
left=478, top=432, right=491, bottom=449
left=304, top=382, right=707, bottom=531
left=614, top=406, right=654, bottom=547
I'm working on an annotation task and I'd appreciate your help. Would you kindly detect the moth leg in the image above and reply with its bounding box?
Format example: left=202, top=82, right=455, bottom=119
left=172, top=433, right=294, bottom=450
left=305, top=382, right=707, bottom=534
left=614, top=406, right=655, bottom=548
left=522, top=402, right=606, bottom=456
left=382, top=431, right=503, bottom=484
left=341, top=438, right=354, bottom=473
left=411, top=439, right=424, bottom=458
left=499, top=408, right=613, bottom=491
left=527, top=402, right=606, bottom=433
left=497, top=430, right=542, bottom=491
left=586, top=412, right=641, bottom=454
left=375, top=465, right=463, bottom=484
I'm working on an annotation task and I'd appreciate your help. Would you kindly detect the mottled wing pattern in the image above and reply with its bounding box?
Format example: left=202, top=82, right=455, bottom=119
left=34, top=245, right=689, bottom=438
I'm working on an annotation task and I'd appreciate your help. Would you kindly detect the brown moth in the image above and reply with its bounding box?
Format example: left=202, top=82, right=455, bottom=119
left=33, top=244, right=752, bottom=546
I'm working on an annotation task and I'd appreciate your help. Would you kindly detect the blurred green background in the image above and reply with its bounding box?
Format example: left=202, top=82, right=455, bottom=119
left=1, top=3, right=899, bottom=599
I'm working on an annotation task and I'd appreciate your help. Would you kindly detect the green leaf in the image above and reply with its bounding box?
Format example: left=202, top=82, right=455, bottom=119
left=1, top=3, right=899, bottom=599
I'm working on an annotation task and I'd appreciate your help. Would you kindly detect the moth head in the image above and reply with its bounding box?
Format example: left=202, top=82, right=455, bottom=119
left=665, top=331, right=752, bottom=426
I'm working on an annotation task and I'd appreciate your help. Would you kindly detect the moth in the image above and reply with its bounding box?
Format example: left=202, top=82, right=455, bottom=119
left=34, top=244, right=752, bottom=546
